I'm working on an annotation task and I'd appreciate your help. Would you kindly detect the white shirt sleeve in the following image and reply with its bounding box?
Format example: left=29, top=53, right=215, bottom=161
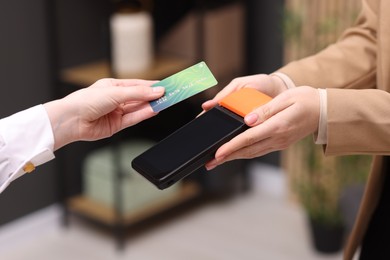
left=0, top=105, right=55, bottom=193
left=271, top=72, right=328, bottom=145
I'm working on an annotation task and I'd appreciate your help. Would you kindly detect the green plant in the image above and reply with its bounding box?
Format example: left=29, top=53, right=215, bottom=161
left=291, top=136, right=371, bottom=226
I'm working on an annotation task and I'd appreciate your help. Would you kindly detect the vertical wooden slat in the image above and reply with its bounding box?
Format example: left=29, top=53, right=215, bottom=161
left=283, top=0, right=361, bottom=64
left=282, top=0, right=362, bottom=202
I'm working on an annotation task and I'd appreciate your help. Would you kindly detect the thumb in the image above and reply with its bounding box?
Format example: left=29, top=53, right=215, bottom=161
left=112, top=85, right=165, bottom=104
left=244, top=96, right=290, bottom=126
left=244, top=105, right=271, bottom=126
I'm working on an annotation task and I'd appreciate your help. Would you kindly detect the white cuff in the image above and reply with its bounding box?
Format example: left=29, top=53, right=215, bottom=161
left=271, top=72, right=296, bottom=89
left=315, top=89, right=328, bottom=144
left=0, top=105, right=55, bottom=193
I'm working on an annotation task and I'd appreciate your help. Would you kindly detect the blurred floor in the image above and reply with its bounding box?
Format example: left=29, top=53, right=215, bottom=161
left=0, top=162, right=345, bottom=260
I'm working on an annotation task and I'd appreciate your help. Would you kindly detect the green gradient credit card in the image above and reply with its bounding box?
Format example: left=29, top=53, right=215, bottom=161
left=150, top=61, right=218, bottom=112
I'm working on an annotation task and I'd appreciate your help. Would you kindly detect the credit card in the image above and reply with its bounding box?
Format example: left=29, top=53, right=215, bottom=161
left=150, top=61, right=218, bottom=112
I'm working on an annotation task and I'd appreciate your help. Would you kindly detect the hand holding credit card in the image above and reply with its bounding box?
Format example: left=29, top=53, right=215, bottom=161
left=150, top=61, right=218, bottom=112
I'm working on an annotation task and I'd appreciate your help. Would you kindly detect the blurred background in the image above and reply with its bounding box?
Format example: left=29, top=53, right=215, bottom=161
left=0, top=0, right=369, bottom=259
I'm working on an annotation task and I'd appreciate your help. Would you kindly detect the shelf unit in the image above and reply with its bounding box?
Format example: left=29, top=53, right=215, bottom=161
left=48, top=1, right=204, bottom=248
left=48, top=0, right=250, bottom=251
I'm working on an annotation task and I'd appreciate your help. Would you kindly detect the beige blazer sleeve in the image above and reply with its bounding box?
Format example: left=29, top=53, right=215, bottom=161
left=278, top=0, right=390, bottom=156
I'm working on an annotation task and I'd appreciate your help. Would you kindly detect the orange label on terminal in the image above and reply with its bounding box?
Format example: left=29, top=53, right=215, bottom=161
left=218, top=88, right=272, bottom=117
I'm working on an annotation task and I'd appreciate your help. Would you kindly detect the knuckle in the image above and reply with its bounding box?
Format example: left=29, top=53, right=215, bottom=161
left=259, top=107, right=271, bottom=122
left=244, top=134, right=257, bottom=146
left=277, top=137, right=290, bottom=150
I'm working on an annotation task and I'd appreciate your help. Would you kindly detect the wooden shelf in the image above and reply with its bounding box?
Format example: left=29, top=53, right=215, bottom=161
left=60, top=56, right=191, bottom=86
left=67, top=182, right=200, bottom=226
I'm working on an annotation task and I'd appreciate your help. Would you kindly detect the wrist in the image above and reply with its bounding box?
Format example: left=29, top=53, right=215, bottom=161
left=43, top=98, right=78, bottom=150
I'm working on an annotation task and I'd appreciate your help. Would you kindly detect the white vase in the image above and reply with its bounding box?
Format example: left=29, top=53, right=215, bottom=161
left=110, top=11, right=153, bottom=76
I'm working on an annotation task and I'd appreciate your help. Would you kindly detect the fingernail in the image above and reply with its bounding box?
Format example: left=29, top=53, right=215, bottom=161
left=152, top=86, right=165, bottom=93
left=245, top=113, right=258, bottom=125
left=206, top=163, right=217, bottom=171
left=206, top=160, right=218, bottom=170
